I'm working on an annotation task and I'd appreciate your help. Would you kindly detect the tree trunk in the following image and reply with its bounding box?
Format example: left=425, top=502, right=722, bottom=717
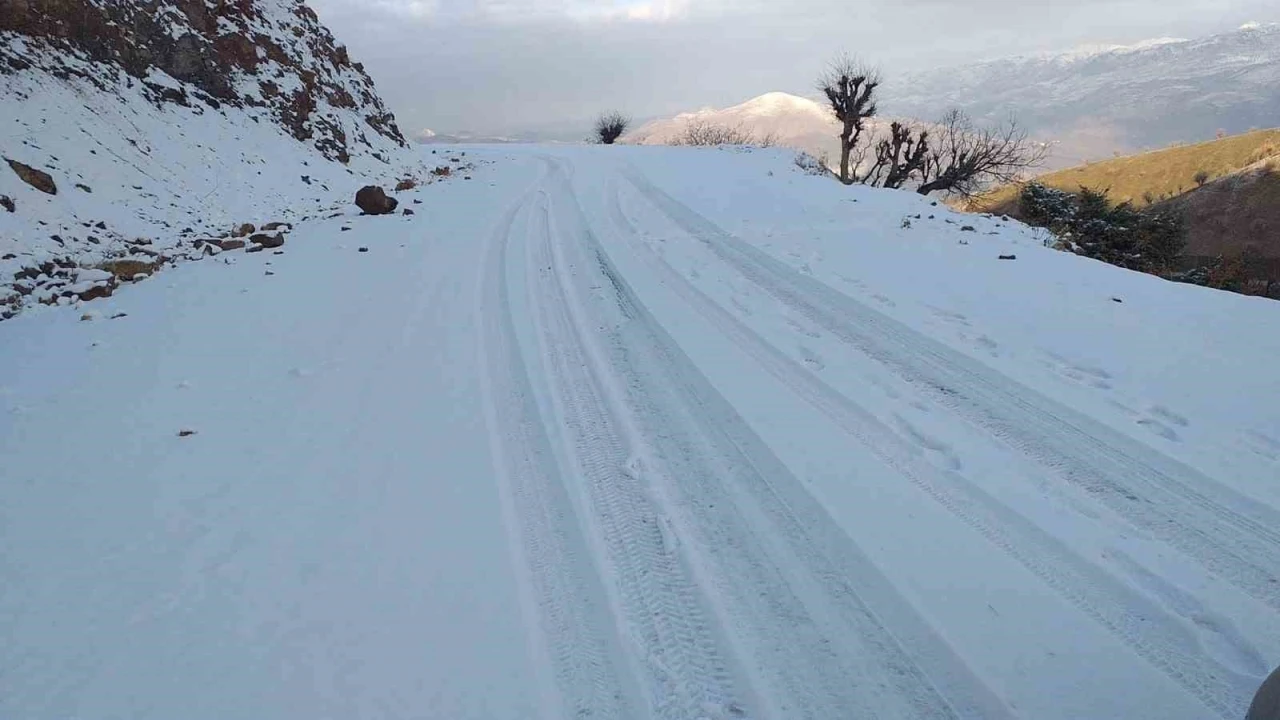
left=839, top=143, right=852, bottom=185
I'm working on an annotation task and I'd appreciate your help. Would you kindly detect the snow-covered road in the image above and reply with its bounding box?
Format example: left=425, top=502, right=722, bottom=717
left=3, top=146, right=1278, bottom=719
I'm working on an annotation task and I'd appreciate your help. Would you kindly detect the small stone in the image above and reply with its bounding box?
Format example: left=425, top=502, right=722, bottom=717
left=0, top=195, right=13, bottom=212
left=177, top=429, right=197, bottom=438
left=1111, top=297, right=1123, bottom=303
left=110, top=312, right=128, bottom=319
left=998, top=254, right=1017, bottom=260
left=75, top=183, right=92, bottom=193
left=358, top=247, right=369, bottom=253
left=961, top=225, right=977, bottom=232
left=403, top=208, right=415, bottom=216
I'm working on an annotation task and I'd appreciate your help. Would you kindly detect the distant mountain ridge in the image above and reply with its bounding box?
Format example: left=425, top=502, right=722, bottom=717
left=885, top=22, right=1280, bottom=165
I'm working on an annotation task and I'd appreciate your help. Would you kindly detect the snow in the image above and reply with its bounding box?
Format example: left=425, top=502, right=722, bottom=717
left=2, top=144, right=1278, bottom=719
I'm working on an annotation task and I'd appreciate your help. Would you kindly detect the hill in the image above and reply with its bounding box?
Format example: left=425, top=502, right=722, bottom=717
left=1, top=0, right=419, bottom=318
left=978, top=129, right=1280, bottom=268
left=982, top=128, right=1280, bottom=209
left=625, top=91, right=908, bottom=164
left=887, top=23, right=1280, bottom=165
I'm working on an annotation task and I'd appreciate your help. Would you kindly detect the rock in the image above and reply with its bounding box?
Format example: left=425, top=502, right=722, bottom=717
left=249, top=232, right=284, bottom=249
left=95, top=221, right=107, bottom=229
left=233, top=223, right=256, bottom=237
left=0, top=195, right=13, bottom=212
left=998, top=254, right=1017, bottom=260
left=403, top=208, right=414, bottom=216
left=245, top=245, right=265, bottom=254
left=216, top=239, right=245, bottom=251
left=81, top=313, right=96, bottom=321
left=5, top=159, right=57, bottom=194
left=431, top=165, right=451, bottom=177
left=412, top=199, right=422, bottom=204
left=265, top=270, right=275, bottom=276
left=355, top=185, right=397, bottom=215
left=75, top=183, right=92, bottom=193
left=1111, top=297, right=1123, bottom=303
left=2, top=253, right=16, bottom=260
left=395, top=178, right=416, bottom=191
left=261, top=221, right=290, bottom=231
left=177, top=429, right=197, bottom=438
left=110, top=312, right=128, bottom=319
left=340, top=226, right=351, bottom=232
left=960, top=225, right=977, bottom=232
left=358, top=247, right=369, bottom=252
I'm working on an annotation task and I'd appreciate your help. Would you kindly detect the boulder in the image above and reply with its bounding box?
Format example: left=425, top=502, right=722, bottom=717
left=395, top=178, right=417, bottom=191
left=233, top=223, right=256, bottom=237
left=355, top=185, right=397, bottom=215
left=249, top=232, right=285, bottom=249
left=261, top=221, right=291, bottom=231
left=5, top=159, right=56, bottom=195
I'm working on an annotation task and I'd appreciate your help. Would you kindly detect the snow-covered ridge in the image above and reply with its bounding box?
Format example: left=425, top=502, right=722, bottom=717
left=1, top=0, right=421, bottom=319
left=1, top=0, right=406, bottom=163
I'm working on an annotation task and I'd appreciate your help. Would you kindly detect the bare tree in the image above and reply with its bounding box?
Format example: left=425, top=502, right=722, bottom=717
left=818, top=56, right=880, bottom=184
left=594, top=111, right=630, bottom=145
left=864, top=121, right=930, bottom=189
left=672, top=120, right=777, bottom=147
left=916, top=110, right=1048, bottom=198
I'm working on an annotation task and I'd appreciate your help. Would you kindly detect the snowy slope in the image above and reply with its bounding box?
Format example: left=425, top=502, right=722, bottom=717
left=626, top=92, right=907, bottom=165
left=2, top=0, right=419, bottom=319
left=887, top=22, right=1280, bottom=163
left=2, top=144, right=1278, bottom=719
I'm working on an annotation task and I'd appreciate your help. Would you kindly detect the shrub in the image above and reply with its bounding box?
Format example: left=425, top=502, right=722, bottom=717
left=594, top=112, right=630, bottom=145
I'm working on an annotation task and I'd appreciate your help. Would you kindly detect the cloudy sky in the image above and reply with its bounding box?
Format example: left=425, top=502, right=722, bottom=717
left=309, top=0, right=1274, bottom=138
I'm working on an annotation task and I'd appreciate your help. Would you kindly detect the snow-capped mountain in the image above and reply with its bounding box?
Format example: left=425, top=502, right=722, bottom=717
left=885, top=23, right=1280, bottom=164
left=626, top=92, right=904, bottom=164
left=1, top=0, right=420, bottom=318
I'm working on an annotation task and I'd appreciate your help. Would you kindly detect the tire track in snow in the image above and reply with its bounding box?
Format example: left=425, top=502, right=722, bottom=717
left=542, top=161, right=1011, bottom=720
left=621, top=170, right=1280, bottom=616
left=476, top=177, right=639, bottom=720
left=523, top=191, right=747, bottom=720
left=606, top=177, right=1258, bottom=719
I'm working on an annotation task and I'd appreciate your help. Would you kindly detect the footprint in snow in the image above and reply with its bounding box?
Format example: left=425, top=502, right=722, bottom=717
left=1136, top=418, right=1180, bottom=442
left=799, top=345, right=826, bottom=371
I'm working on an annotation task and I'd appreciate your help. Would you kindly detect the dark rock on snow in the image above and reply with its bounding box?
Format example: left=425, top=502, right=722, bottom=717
left=355, top=185, right=397, bottom=215
left=249, top=232, right=285, bottom=248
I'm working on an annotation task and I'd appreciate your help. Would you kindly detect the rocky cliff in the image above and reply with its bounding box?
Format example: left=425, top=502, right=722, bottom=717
left=0, top=0, right=406, bottom=163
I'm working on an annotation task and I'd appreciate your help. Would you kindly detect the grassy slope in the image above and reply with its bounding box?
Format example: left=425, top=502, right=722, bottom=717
left=980, top=128, right=1280, bottom=211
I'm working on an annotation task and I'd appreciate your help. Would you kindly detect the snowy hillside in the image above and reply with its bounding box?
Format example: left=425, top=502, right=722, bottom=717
left=3, top=144, right=1277, bottom=719
left=887, top=22, right=1280, bottom=163
left=626, top=92, right=906, bottom=164
left=1, top=0, right=419, bottom=319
